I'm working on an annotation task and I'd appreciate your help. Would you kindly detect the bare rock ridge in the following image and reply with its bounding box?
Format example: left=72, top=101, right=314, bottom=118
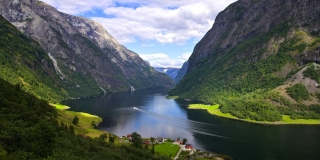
left=0, top=0, right=174, bottom=99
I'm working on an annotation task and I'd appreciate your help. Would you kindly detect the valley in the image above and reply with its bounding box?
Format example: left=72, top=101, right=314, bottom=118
left=1, top=0, right=320, bottom=159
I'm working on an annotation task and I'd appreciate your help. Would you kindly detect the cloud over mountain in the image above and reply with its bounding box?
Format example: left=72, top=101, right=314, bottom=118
left=42, top=0, right=236, bottom=44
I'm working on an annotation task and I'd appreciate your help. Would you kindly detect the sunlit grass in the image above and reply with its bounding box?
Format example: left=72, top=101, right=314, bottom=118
left=189, top=104, right=238, bottom=119
left=155, top=142, right=180, bottom=158
left=282, top=115, right=320, bottom=124
left=79, top=112, right=99, bottom=118
left=57, top=109, right=104, bottom=138
left=188, top=104, right=320, bottom=124
left=50, top=103, right=70, bottom=109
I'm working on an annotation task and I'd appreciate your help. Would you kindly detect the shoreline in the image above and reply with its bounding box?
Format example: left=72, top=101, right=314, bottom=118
left=188, top=104, right=320, bottom=125
left=52, top=103, right=107, bottom=138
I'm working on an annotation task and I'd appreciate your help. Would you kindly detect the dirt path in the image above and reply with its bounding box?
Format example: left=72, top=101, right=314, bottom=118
left=174, top=145, right=183, bottom=160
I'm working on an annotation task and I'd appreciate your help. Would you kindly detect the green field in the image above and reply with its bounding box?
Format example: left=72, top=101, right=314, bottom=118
left=50, top=103, right=110, bottom=137
left=281, top=115, right=320, bottom=124
left=57, top=109, right=105, bottom=138
left=79, top=112, right=100, bottom=118
left=50, top=103, right=70, bottom=109
left=188, top=104, right=320, bottom=124
left=51, top=104, right=123, bottom=142
left=155, top=142, right=180, bottom=158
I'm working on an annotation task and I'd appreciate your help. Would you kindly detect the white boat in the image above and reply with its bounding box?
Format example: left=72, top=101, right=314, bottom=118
left=133, top=107, right=137, bottom=110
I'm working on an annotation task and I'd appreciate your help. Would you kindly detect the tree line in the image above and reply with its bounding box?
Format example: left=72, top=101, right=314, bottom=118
left=0, top=78, right=169, bottom=160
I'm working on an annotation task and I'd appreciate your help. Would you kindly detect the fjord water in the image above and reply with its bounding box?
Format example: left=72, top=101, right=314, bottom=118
left=65, top=89, right=320, bottom=160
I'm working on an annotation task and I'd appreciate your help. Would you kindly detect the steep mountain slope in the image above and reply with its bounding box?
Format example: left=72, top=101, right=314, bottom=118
left=174, top=61, right=188, bottom=83
left=171, top=0, right=320, bottom=121
left=0, top=0, right=174, bottom=100
left=62, top=13, right=174, bottom=89
left=154, top=67, right=179, bottom=80
left=0, top=15, right=68, bottom=102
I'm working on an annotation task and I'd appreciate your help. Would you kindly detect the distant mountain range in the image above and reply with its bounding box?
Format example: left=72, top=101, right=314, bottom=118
left=0, top=0, right=174, bottom=102
left=174, top=61, right=188, bottom=83
left=153, top=64, right=189, bottom=84
left=154, top=67, right=179, bottom=80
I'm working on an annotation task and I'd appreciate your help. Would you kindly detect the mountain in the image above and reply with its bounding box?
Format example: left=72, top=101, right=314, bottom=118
left=154, top=67, right=179, bottom=80
left=174, top=61, right=188, bottom=83
left=0, top=0, right=174, bottom=101
left=0, top=15, right=68, bottom=102
left=171, top=0, right=320, bottom=121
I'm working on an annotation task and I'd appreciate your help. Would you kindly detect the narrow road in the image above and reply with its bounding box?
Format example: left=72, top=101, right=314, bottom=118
left=174, top=145, right=183, bottom=160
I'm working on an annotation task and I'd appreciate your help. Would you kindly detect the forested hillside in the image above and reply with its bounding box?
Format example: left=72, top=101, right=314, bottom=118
left=0, top=77, right=169, bottom=160
left=170, top=0, right=320, bottom=122
left=0, top=15, right=69, bottom=102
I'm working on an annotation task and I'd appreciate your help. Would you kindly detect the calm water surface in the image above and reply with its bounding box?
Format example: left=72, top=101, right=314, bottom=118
left=65, top=89, right=320, bottom=160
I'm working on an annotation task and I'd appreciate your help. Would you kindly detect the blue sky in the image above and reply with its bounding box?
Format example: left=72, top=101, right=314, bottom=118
left=42, top=0, right=236, bottom=68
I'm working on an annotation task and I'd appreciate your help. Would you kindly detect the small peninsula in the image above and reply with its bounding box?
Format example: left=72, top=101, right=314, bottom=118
left=189, top=104, right=320, bottom=125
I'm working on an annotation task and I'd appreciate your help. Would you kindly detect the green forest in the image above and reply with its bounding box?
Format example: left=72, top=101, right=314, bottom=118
left=0, top=15, right=69, bottom=102
left=171, top=20, right=320, bottom=122
left=0, top=78, right=169, bottom=160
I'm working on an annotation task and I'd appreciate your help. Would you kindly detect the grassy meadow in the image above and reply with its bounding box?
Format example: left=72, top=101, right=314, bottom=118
left=155, top=142, right=180, bottom=158
left=188, top=104, right=320, bottom=124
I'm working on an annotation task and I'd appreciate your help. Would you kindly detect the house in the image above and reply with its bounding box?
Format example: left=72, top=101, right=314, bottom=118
left=157, top=137, right=164, bottom=143
left=143, top=140, right=152, bottom=145
left=185, top=144, right=193, bottom=150
left=174, top=140, right=182, bottom=145
left=127, top=134, right=131, bottom=138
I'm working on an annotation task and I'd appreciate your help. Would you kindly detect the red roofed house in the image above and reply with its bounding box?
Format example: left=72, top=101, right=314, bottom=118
left=185, top=144, right=193, bottom=150
left=143, top=140, right=152, bottom=145
left=175, top=140, right=182, bottom=145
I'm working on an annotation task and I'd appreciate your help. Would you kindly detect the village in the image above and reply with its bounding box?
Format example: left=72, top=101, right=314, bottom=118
left=121, top=133, right=195, bottom=160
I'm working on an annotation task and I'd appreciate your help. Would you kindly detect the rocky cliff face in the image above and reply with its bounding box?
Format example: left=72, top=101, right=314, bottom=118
left=0, top=0, right=174, bottom=99
left=171, top=0, right=320, bottom=121
left=61, top=14, right=162, bottom=82
left=188, top=0, right=320, bottom=72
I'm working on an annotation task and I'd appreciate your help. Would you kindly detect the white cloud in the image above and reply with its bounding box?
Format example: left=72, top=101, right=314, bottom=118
left=139, top=53, right=168, bottom=60
left=178, top=52, right=191, bottom=60
left=148, top=58, right=185, bottom=68
left=144, top=52, right=191, bottom=68
left=41, top=0, right=236, bottom=44
left=141, top=44, right=155, bottom=47
left=41, top=0, right=113, bottom=14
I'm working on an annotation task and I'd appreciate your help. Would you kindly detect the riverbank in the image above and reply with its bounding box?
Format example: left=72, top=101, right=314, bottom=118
left=188, top=104, right=320, bottom=125
left=51, top=103, right=107, bottom=138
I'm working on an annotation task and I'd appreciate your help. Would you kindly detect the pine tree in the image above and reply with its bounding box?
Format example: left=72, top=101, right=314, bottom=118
left=72, top=115, right=79, bottom=125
